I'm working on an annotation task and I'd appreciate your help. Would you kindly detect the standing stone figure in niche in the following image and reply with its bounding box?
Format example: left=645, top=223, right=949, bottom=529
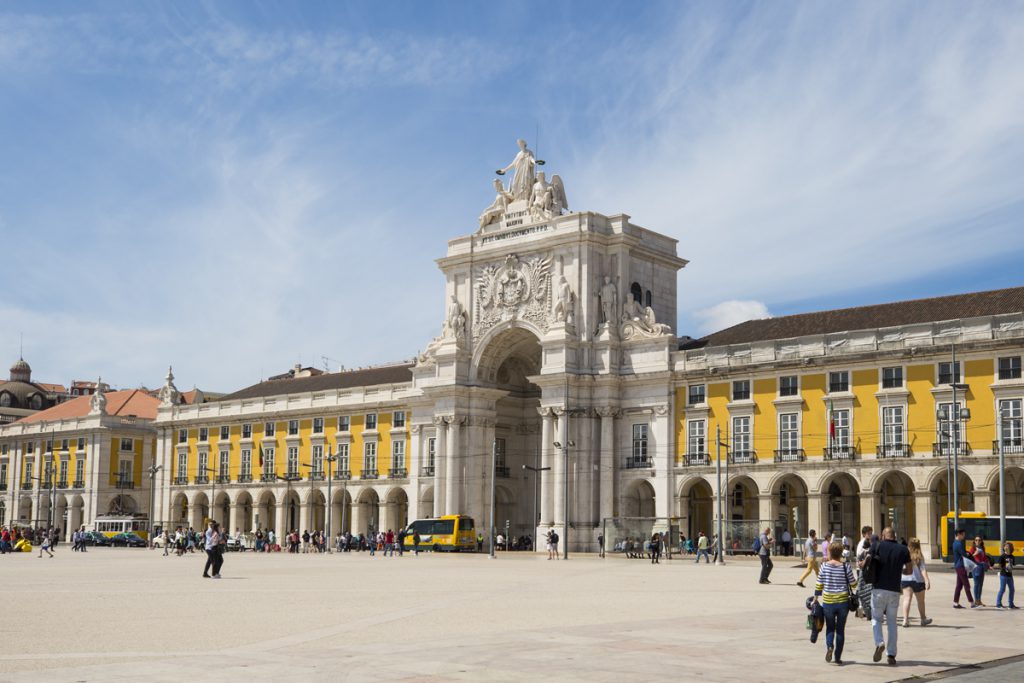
left=599, top=276, right=618, bottom=325
left=496, top=138, right=537, bottom=200
left=478, top=178, right=513, bottom=230
left=553, top=275, right=575, bottom=327
left=444, top=294, right=467, bottom=340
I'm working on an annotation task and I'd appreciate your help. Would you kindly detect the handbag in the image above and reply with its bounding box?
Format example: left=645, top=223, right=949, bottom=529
left=963, top=556, right=977, bottom=573
left=844, top=565, right=860, bottom=611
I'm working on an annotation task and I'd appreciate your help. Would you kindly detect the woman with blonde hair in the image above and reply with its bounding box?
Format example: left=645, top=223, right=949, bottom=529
left=900, top=538, right=932, bottom=626
left=813, top=541, right=857, bottom=665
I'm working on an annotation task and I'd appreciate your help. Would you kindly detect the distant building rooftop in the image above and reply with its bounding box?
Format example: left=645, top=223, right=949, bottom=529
left=217, top=363, right=415, bottom=402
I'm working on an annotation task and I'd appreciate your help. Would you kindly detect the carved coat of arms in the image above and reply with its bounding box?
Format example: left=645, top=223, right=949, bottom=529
left=474, top=254, right=551, bottom=339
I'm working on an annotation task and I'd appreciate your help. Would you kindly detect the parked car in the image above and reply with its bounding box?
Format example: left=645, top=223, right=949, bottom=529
left=110, top=532, right=147, bottom=548
left=81, top=531, right=112, bottom=547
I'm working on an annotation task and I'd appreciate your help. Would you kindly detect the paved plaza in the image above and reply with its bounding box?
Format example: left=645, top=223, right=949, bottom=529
left=1, top=549, right=1021, bottom=682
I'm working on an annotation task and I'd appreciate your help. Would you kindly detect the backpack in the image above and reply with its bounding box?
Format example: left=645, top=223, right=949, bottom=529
left=551, top=532, right=559, bottom=544
left=861, top=543, right=878, bottom=585
left=752, top=537, right=762, bottom=553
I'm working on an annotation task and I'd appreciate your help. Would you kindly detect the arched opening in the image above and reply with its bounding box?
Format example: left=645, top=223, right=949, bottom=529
left=171, top=493, right=189, bottom=527
left=384, top=488, right=408, bottom=533
left=417, top=485, right=434, bottom=521
left=331, top=488, right=352, bottom=535
left=306, top=489, right=326, bottom=532
left=256, top=491, right=276, bottom=533
left=622, top=480, right=656, bottom=518
left=213, top=492, right=231, bottom=528
left=931, top=469, right=975, bottom=544
left=772, top=474, right=808, bottom=538
left=989, top=466, right=1024, bottom=516
left=54, top=494, right=69, bottom=538
left=355, top=488, right=380, bottom=536
left=630, top=282, right=643, bottom=304
left=728, top=475, right=758, bottom=521
left=235, top=491, right=254, bottom=532
left=494, top=485, right=516, bottom=537
left=684, top=479, right=713, bottom=539
left=820, top=472, right=860, bottom=539
left=108, top=494, right=138, bottom=516
left=876, top=471, right=917, bottom=542
left=190, top=492, right=209, bottom=529
left=282, top=490, right=300, bottom=533
left=68, top=495, right=84, bottom=538
left=17, top=497, right=32, bottom=523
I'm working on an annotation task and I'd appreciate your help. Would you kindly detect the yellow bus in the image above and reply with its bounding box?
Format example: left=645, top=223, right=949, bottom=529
left=403, top=515, right=476, bottom=552
left=92, top=515, right=150, bottom=540
left=939, top=512, right=1024, bottom=560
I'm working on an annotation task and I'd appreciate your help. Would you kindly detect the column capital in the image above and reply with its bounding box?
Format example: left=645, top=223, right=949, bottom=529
left=537, top=406, right=554, bottom=418
left=551, top=407, right=566, bottom=417
left=652, top=404, right=670, bottom=416
left=596, top=406, right=619, bottom=419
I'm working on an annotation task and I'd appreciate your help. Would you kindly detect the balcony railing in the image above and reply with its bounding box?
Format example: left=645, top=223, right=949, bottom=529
left=361, top=471, right=379, bottom=480
left=624, top=456, right=653, bottom=469
left=21, top=482, right=33, bottom=490
left=994, top=440, right=1024, bottom=455
left=116, top=479, right=135, bottom=489
left=773, top=449, right=806, bottom=463
left=238, top=474, right=253, bottom=483
left=932, top=442, right=973, bottom=457
left=72, top=479, right=85, bottom=489
left=876, top=444, right=911, bottom=458
left=684, top=452, right=710, bottom=466
left=333, top=470, right=351, bottom=481
left=285, top=470, right=301, bottom=480
left=495, top=465, right=510, bottom=478
left=823, top=446, right=856, bottom=461
left=173, top=476, right=189, bottom=485
left=420, top=466, right=435, bottom=477
left=195, top=476, right=209, bottom=485
left=729, top=450, right=757, bottom=465
left=57, top=479, right=69, bottom=489
left=216, top=475, right=231, bottom=484
left=310, top=471, right=326, bottom=481
left=260, top=473, right=277, bottom=482
left=388, top=468, right=408, bottom=479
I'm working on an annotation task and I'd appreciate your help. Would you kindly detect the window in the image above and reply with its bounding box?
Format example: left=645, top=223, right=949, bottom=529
left=337, top=443, right=350, bottom=472
left=494, top=438, right=506, bottom=469
left=999, top=399, right=1022, bottom=449
left=882, top=366, right=903, bottom=389
left=830, top=409, right=850, bottom=448
left=59, top=459, right=68, bottom=486
left=0, top=444, right=6, bottom=455
left=242, top=423, right=252, bottom=439
left=177, top=429, right=187, bottom=444
left=263, top=447, right=276, bottom=475
left=61, top=439, right=69, bottom=451
left=24, top=461, right=33, bottom=483
left=365, top=413, right=378, bottom=430
left=45, top=440, right=53, bottom=454
left=779, top=376, right=798, bottom=397
left=312, top=417, right=324, bottom=434
left=732, top=380, right=751, bottom=401
left=687, top=420, right=705, bottom=455
left=828, top=371, right=849, bottom=393
left=732, top=483, right=744, bottom=508
left=631, top=424, right=649, bottom=463
left=240, top=449, right=251, bottom=478
left=392, top=440, right=405, bottom=470
left=938, top=361, right=961, bottom=385
left=364, top=442, right=377, bottom=472
left=630, top=282, right=643, bottom=303
left=936, top=402, right=963, bottom=451
left=77, top=437, right=85, bottom=450
left=198, top=427, right=209, bottom=442
left=118, top=460, right=132, bottom=485
left=687, top=384, right=705, bottom=406
left=426, top=438, right=436, bottom=471
left=264, top=422, right=276, bottom=437
left=999, top=357, right=1022, bottom=381
left=287, top=447, right=299, bottom=477
left=393, top=411, right=406, bottom=428
left=220, top=425, right=230, bottom=441
left=732, top=416, right=751, bottom=453
left=312, top=444, right=324, bottom=475
left=120, top=438, right=133, bottom=452
left=0, top=462, right=7, bottom=488
left=645, top=290, right=652, bottom=308
left=338, top=416, right=350, bottom=432
left=74, top=459, right=84, bottom=486
left=288, top=420, right=299, bottom=436
left=197, top=452, right=208, bottom=482
left=25, top=442, right=33, bottom=454
left=779, top=413, right=799, bottom=452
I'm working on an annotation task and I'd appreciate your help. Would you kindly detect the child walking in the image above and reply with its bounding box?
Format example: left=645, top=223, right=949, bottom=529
left=996, top=542, right=1017, bottom=609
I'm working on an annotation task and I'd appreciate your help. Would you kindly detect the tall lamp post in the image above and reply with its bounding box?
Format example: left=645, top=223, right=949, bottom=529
left=147, top=464, right=163, bottom=547
left=553, top=437, right=575, bottom=560
left=489, top=439, right=497, bottom=559
left=200, top=466, right=217, bottom=523
left=715, top=424, right=726, bottom=566
left=522, top=463, right=550, bottom=549
left=325, top=447, right=337, bottom=552
left=998, top=403, right=1009, bottom=550
left=275, top=473, right=301, bottom=531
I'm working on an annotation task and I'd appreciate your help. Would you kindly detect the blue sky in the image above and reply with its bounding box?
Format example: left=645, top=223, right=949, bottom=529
left=2, top=1, right=1023, bottom=392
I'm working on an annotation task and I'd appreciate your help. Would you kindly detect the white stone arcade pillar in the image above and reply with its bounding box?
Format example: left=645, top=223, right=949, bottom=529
left=445, top=418, right=462, bottom=515
left=433, top=417, right=447, bottom=518
left=538, top=407, right=554, bottom=526
left=859, top=492, right=880, bottom=535
left=598, top=407, right=617, bottom=524
left=408, top=425, right=422, bottom=523
left=914, top=491, right=935, bottom=556
left=653, top=405, right=672, bottom=519
left=806, top=492, right=825, bottom=538
left=274, top=497, right=287, bottom=536
left=552, top=408, right=566, bottom=525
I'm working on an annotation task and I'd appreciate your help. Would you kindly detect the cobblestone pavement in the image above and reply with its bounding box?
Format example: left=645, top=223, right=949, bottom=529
left=1, top=550, right=1020, bottom=682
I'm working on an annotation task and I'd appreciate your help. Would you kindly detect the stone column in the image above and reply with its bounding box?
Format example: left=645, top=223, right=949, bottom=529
left=408, top=425, right=422, bottom=523
left=274, top=495, right=287, bottom=536
left=757, top=490, right=774, bottom=527
left=653, top=405, right=672, bottom=519
left=227, top=503, right=238, bottom=534
left=597, top=407, right=617, bottom=524
left=446, top=417, right=462, bottom=515
left=433, top=417, right=447, bottom=518
left=538, top=408, right=554, bottom=526
left=859, top=491, right=880, bottom=534
left=806, top=492, right=824, bottom=538
left=552, top=408, right=566, bottom=525
left=974, top=489, right=994, bottom=515
left=914, top=491, right=936, bottom=557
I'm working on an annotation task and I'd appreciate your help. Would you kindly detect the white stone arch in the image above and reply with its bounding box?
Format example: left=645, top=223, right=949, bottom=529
left=417, top=484, right=434, bottom=519
left=470, top=321, right=545, bottom=385
left=923, top=465, right=975, bottom=494
left=621, top=478, right=656, bottom=518
left=676, top=474, right=715, bottom=498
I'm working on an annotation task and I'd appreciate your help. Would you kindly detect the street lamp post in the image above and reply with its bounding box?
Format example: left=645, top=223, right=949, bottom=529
left=998, top=403, right=1008, bottom=549
left=489, top=439, right=497, bottom=559
left=147, top=464, right=163, bottom=547
left=715, top=424, right=725, bottom=566
left=522, top=463, right=551, bottom=549
left=325, top=447, right=337, bottom=552
left=553, top=437, right=575, bottom=560
left=275, top=474, right=301, bottom=531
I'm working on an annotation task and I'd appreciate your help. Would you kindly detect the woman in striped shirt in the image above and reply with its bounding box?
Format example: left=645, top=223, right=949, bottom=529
left=814, top=541, right=858, bottom=665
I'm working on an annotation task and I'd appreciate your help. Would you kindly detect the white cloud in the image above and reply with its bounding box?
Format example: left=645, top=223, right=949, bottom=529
left=694, top=300, right=772, bottom=335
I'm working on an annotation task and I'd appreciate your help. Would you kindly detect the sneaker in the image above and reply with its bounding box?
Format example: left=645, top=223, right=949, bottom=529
left=202, top=574, right=210, bottom=578
left=212, top=574, right=221, bottom=579
left=826, top=647, right=833, bottom=662
left=797, top=581, right=805, bottom=588
left=996, top=605, right=1004, bottom=609
left=873, top=645, right=885, bottom=662
left=953, top=603, right=965, bottom=609
left=921, top=618, right=933, bottom=626
left=1010, top=605, right=1020, bottom=610
left=887, top=656, right=897, bottom=666
left=902, top=620, right=910, bottom=628
left=834, top=659, right=843, bottom=666
left=970, top=603, right=979, bottom=609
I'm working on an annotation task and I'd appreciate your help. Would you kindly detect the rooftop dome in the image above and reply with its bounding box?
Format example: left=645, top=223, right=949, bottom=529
left=9, top=357, right=31, bottom=382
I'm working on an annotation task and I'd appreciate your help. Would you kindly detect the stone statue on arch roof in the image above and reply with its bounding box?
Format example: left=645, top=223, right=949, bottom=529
left=496, top=138, right=537, bottom=201
left=530, top=171, right=568, bottom=220
left=478, top=178, right=513, bottom=231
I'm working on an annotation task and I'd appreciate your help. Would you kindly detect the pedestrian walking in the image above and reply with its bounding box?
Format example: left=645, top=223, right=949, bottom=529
left=797, top=530, right=819, bottom=587
left=757, top=527, right=774, bottom=584
left=547, top=528, right=559, bottom=560
left=868, top=527, right=912, bottom=666
left=970, top=536, right=991, bottom=607
left=710, top=533, right=721, bottom=563
left=695, top=531, right=710, bottom=563
left=950, top=528, right=975, bottom=608
left=900, top=538, right=932, bottom=627
left=782, top=528, right=793, bottom=556
left=412, top=530, right=421, bottom=556
left=202, top=521, right=221, bottom=578
left=995, top=542, right=1017, bottom=609
left=813, top=541, right=857, bottom=665
left=38, top=533, right=54, bottom=558
left=597, top=533, right=604, bottom=558
left=650, top=532, right=662, bottom=564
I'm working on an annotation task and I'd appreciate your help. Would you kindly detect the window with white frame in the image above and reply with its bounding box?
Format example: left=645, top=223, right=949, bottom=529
left=828, top=371, right=849, bottom=393
left=364, top=442, right=377, bottom=472
left=242, top=423, right=252, bottom=439
left=337, top=443, right=349, bottom=472
left=830, top=409, right=850, bottom=448
left=219, top=450, right=229, bottom=478
left=240, top=449, right=251, bottom=478
left=936, top=402, right=963, bottom=452
left=287, top=446, right=299, bottom=477
left=264, top=422, right=276, bottom=437
left=998, top=356, right=1022, bottom=381
left=779, top=376, right=799, bottom=397
left=74, top=459, right=84, bottom=485
left=24, top=460, right=33, bottom=483
left=882, top=367, right=903, bottom=389
left=338, top=415, right=350, bottom=432
left=779, top=413, right=799, bottom=453
left=1, top=462, right=8, bottom=487
left=288, top=420, right=299, bottom=436
left=198, top=427, right=209, bottom=442
left=45, top=440, right=53, bottom=454
left=220, top=425, right=230, bottom=441
left=177, top=429, right=187, bottom=444
left=938, top=362, right=961, bottom=385
left=393, top=411, right=406, bottom=428
left=176, top=452, right=188, bottom=481
left=687, top=420, right=706, bottom=455
left=365, top=413, right=378, bottom=430
left=392, top=440, right=405, bottom=471
left=494, top=438, right=506, bottom=469
left=732, top=416, right=751, bottom=454
left=77, top=437, right=85, bottom=450
left=263, top=447, right=275, bottom=474
left=59, top=459, right=68, bottom=486
left=999, top=399, right=1022, bottom=449
left=882, top=406, right=904, bottom=448
left=25, top=442, right=33, bottom=454
left=312, top=444, right=324, bottom=475
left=61, top=438, right=69, bottom=451
left=197, top=452, right=208, bottom=481
left=120, top=438, right=133, bottom=452
left=427, top=438, right=436, bottom=471
left=732, top=380, right=751, bottom=401
left=687, top=384, right=705, bottom=405
left=118, top=460, right=132, bottom=485
left=631, top=424, right=649, bottom=464
left=312, top=417, right=324, bottom=434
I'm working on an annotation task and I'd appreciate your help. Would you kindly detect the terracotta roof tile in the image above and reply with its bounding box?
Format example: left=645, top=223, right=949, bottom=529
left=218, top=364, right=414, bottom=402
left=683, top=285, right=1024, bottom=349
left=11, top=389, right=160, bottom=424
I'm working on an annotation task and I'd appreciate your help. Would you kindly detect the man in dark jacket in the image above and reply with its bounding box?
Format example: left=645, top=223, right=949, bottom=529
left=869, top=527, right=912, bottom=666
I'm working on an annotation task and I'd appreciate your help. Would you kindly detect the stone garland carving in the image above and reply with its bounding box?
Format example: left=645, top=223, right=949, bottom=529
left=620, top=299, right=672, bottom=340
left=474, top=253, right=551, bottom=340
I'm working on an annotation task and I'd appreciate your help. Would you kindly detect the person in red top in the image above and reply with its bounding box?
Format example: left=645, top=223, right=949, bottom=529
left=971, top=536, right=991, bottom=607
left=385, top=529, right=395, bottom=557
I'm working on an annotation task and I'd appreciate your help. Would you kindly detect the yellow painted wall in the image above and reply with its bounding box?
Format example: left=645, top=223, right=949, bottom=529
left=801, top=373, right=826, bottom=457
left=906, top=364, right=934, bottom=454
left=852, top=369, right=879, bottom=456
left=965, top=359, right=995, bottom=453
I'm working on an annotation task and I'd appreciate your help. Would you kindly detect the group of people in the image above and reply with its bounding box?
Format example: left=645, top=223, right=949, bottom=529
left=0, top=525, right=58, bottom=554
left=950, top=529, right=1017, bottom=609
